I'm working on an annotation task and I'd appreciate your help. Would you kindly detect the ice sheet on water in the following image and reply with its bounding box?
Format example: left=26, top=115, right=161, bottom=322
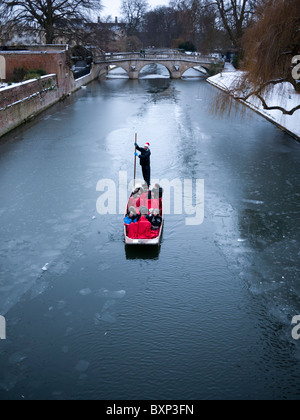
left=42, top=263, right=49, bottom=271
left=213, top=203, right=234, bottom=218
left=102, top=299, right=116, bottom=312
left=79, top=288, right=92, bottom=296
left=64, top=327, right=73, bottom=337
left=98, top=263, right=110, bottom=271
left=57, top=300, right=66, bottom=310
left=242, top=199, right=265, bottom=205
left=30, top=281, right=49, bottom=299
left=0, top=373, right=19, bottom=392
left=94, top=312, right=116, bottom=324
left=93, top=288, right=126, bottom=324
left=95, top=288, right=126, bottom=299
left=75, top=360, right=90, bottom=373
left=9, top=351, right=28, bottom=364
left=140, top=75, right=169, bottom=79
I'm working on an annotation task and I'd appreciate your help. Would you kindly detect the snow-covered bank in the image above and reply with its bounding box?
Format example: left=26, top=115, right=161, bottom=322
left=207, top=67, right=300, bottom=140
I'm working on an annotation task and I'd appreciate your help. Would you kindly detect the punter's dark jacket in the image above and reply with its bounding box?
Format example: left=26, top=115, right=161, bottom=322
left=136, top=146, right=151, bottom=167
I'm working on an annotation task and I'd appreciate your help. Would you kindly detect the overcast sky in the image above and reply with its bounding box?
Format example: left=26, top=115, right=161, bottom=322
left=101, top=0, right=171, bottom=19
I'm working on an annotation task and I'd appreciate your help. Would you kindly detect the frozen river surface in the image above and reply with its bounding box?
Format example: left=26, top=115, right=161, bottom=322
left=0, top=72, right=299, bottom=400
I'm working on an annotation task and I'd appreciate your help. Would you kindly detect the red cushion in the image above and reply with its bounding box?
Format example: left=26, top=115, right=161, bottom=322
left=137, top=216, right=152, bottom=239
left=150, top=230, right=159, bottom=239
left=127, top=223, right=138, bottom=239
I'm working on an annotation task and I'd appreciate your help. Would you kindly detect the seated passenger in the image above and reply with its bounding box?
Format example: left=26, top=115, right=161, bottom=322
left=152, top=184, right=163, bottom=199
left=128, top=188, right=142, bottom=209
left=137, top=206, right=152, bottom=239
left=137, top=187, right=148, bottom=208
left=146, top=209, right=162, bottom=231
left=148, top=190, right=160, bottom=211
left=124, top=207, right=140, bottom=226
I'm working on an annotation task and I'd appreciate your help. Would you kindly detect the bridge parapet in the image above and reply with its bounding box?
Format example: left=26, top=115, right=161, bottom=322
left=95, top=51, right=224, bottom=79
left=97, top=51, right=221, bottom=65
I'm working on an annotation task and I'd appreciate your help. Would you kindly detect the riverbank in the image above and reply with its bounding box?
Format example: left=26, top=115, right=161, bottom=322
left=207, top=66, right=300, bottom=140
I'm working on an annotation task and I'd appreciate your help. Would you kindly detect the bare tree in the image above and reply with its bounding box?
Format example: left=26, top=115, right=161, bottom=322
left=210, top=0, right=258, bottom=50
left=0, top=0, right=103, bottom=44
left=174, top=0, right=228, bottom=52
left=215, top=0, right=300, bottom=116
left=121, top=0, right=149, bottom=36
left=142, top=6, right=184, bottom=48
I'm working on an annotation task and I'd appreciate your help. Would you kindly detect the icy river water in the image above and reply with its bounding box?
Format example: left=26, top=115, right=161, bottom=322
left=0, top=66, right=300, bottom=400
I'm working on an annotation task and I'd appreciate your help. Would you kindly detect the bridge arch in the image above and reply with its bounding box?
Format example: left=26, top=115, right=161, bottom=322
left=181, top=65, right=208, bottom=78
left=107, top=64, right=129, bottom=78
left=138, top=62, right=171, bottom=78
left=178, top=62, right=210, bottom=78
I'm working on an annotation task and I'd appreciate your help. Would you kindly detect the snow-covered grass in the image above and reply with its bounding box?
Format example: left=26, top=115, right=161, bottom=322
left=207, top=66, right=300, bottom=140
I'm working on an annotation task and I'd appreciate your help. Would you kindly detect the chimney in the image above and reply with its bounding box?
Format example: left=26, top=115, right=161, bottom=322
left=98, top=16, right=101, bottom=24
left=115, top=17, right=118, bottom=25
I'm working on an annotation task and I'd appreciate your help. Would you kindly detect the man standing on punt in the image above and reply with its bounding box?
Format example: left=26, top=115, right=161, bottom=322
left=135, top=142, right=151, bottom=187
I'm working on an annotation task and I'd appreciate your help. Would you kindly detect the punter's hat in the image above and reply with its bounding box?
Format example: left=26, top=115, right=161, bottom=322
left=144, top=142, right=150, bottom=148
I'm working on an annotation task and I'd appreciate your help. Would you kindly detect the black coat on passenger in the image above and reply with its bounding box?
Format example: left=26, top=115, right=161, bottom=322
left=146, top=214, right=162, bottom=230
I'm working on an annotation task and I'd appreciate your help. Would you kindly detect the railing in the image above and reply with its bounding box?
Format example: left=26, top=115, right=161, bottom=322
left=96, top=51, right=221, bottom=64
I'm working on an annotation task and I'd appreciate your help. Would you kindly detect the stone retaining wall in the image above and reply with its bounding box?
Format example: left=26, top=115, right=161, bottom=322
left=0, top=74, right=59, bottom=137
left=0, top=63, right=103, bottom=138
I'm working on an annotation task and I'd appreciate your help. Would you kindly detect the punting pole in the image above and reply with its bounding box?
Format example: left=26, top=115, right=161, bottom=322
left=134, top=133, right=137, bottom=188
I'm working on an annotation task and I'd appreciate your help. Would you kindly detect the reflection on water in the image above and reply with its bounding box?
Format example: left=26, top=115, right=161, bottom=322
left=140, top=77, right=172, bottom=94
left=125, top=245, right=161, bottom=260
left=139, top=78, right=176, bottom=103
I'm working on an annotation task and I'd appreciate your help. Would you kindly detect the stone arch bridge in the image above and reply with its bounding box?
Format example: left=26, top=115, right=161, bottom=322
left=96, top=51, right=221, bottom=79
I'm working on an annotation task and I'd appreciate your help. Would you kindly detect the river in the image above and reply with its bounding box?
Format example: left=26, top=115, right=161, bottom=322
left=0, top=65, right=299, bottom=400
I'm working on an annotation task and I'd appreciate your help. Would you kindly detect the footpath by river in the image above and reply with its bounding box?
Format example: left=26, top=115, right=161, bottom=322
left=0, top=72, right=299, bottom=400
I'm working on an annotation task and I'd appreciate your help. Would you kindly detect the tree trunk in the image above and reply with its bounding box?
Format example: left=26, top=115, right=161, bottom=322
left=45, top=25, right=55, bottom=44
